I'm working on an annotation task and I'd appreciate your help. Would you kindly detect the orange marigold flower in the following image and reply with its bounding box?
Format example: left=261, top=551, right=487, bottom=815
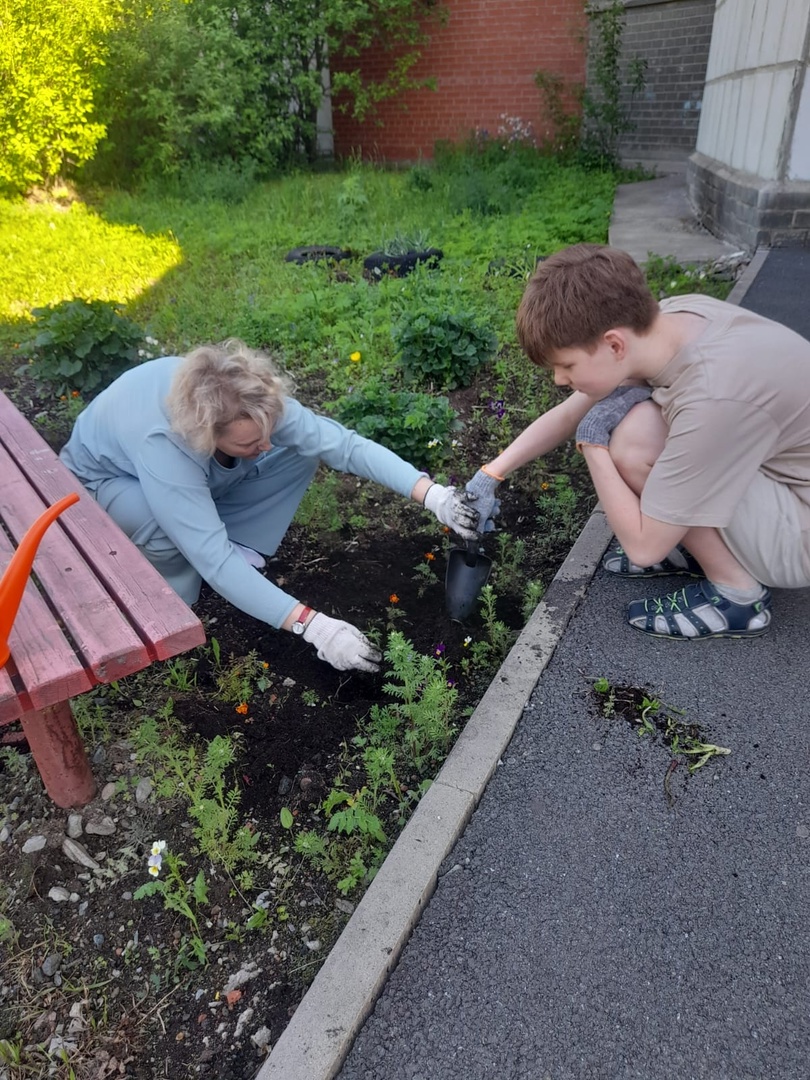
left=442, top=526, right=450, bottom=534
left=261, top=662, right=269, bottom=669
left=541, top=482, right=550, bottom=490
left=424, top=552, right=435, bottom=562
left=71, top=390, right=80, bottom=398
left=235, top=702, right=249, bottom=714
left=389, top=593, right=399, bottom=604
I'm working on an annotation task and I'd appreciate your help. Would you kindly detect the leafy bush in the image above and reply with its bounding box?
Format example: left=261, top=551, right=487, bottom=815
left=332, top=378, right=460, bottom=473
left=393, top=308, right=497, bottom=390
left=21, top=299, right=146, bottom=395
left=88, top=0, right=436, bottom=183
left=91, top=0, right=260, bottom=182
left=0, top=0, right=112, bottom=195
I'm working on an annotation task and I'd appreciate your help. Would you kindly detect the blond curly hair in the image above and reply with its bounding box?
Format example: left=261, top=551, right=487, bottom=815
left=166, top=340, right=294, bottom=456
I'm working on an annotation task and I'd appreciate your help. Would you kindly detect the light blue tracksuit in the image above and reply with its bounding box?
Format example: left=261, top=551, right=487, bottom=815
left=60, top=356, right=423, bottom=628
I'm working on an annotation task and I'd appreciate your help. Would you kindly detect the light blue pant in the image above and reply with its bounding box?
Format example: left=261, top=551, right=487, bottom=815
left=90, top=447, right=319, bottom=604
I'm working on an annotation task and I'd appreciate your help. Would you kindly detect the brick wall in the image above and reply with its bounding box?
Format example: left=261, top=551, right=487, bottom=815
left=332, top=0, right=587, bottom=162
left=603, top=0, right=716, bottom=162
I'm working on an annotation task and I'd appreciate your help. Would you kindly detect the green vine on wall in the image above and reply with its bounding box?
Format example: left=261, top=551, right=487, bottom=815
left=535, top=0, right=647, bottom=169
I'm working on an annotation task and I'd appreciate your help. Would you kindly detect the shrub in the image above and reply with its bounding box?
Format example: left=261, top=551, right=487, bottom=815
left=91, top=0, right=260, bottom=182
left=0, top=0, right=113, bottom=195
left=20, top=299, right=146, bottom=395
left=89, top=0, right=437, bottom=183
left=393, top=308, right=497, bottom=390
left=332, top=378, right=460, bottom=473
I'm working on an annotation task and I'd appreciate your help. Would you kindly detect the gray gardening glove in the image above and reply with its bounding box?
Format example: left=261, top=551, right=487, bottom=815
left=462, top=468, right=502, bottom=534
left=575, top=385, right=652, bottom=450
left=303, top=613, right=381, bottom=673
left=423, top=483, right=479, bottom=541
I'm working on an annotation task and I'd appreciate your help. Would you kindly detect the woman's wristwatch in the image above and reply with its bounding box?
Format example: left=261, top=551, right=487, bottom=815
left=291, top=606, right=314, bottom=635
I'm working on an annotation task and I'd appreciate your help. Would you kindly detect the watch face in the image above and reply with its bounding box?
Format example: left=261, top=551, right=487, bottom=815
left=292, top=621, right=305, bottom=635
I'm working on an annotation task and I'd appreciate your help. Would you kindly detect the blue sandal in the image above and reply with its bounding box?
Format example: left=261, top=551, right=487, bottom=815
left=627, top=580, right=772, bottom=639
left=603, top=544, right=702, bottom=578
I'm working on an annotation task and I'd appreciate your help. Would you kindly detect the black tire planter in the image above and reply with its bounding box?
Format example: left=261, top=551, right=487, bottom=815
left=284, top=245, right=353, bottom=265
left=363, top=248, right=444, bottom=280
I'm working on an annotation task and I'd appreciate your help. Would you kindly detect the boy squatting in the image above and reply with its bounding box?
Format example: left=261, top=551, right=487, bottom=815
left=461, top=243, right=810, bottom=639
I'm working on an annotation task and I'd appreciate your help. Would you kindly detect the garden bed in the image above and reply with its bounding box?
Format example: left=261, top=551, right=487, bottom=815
left=0, top=359, right=594, bottom=1080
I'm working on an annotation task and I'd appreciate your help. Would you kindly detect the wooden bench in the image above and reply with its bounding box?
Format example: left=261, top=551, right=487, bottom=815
left=0, top=390, right=206, bottom=808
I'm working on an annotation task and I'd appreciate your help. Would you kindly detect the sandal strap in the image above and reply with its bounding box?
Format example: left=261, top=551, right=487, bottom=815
left=629, top=580, right=772, bottom=639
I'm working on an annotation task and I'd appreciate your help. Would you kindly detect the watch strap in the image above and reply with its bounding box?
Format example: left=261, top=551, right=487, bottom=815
left=293, top=606, right=314, bottom=634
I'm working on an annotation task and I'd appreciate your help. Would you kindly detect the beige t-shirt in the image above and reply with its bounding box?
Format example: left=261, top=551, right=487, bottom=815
left=642, top=294, right=810, bottom=535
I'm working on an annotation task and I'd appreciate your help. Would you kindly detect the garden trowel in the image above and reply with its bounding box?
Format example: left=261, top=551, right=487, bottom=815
left=445, top=537, right=493, bottom=621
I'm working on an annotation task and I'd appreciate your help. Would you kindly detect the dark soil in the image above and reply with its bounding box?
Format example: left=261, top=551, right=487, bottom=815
left=0, top=366, right=595, bottom=1079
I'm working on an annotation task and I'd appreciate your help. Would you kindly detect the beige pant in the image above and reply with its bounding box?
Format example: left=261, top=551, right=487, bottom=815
left=721, top=471, right=810, bottom=589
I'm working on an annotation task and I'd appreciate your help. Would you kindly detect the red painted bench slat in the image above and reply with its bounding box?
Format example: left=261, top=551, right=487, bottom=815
left=0, top=389, right=207, bottom=807
left=0, top=391, right=204, bottom=660
left=0, top=445, right=151, bottom=682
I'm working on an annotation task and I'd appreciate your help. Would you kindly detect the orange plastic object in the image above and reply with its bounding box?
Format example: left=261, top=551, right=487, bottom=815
left=0, top=492, right=80, bottom=668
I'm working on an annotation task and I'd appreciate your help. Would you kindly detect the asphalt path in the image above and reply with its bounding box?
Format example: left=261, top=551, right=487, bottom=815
left=338, top=249, right=810, bottom=1079
left=339, top=570, right=810, bottom=1079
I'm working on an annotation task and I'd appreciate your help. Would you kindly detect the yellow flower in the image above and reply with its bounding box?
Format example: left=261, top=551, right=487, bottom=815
left=262, top=662, right=269, bottom=669
left=350, top=351, right=362, bottom=362
left=235, top=702, right=249, bottom=715
left=541, top=482, right=550, bottom=490
left=148, top=864, right=160, bottom=877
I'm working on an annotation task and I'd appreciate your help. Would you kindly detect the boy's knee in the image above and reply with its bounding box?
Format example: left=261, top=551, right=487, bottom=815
left=607, top=399, right=665, bottom=488
left=610, top=399, right=665, bottom=464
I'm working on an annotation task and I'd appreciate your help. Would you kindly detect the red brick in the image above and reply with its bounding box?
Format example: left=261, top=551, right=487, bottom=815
left=332, top=0, right=586, bottom=161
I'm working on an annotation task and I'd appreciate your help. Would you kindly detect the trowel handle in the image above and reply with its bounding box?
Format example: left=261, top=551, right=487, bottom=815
left=464, top=538, right=481, bottom=568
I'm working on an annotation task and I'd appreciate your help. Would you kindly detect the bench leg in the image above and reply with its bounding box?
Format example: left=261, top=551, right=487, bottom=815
left=19, top=700, right=97, bottom=808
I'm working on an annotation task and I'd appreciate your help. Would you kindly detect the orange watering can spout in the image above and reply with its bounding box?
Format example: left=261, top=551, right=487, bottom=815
left=0, top=492, right=81, bottom=669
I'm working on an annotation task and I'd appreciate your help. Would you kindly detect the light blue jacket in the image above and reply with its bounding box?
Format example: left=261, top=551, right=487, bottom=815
left=60, top=356, right=423, bottom=626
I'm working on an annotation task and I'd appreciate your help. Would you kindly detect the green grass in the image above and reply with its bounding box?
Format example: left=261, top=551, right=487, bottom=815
left=0, top=157, right=618, bottom=378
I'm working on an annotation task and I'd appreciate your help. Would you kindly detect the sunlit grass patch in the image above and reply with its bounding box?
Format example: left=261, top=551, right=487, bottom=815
left=0, top=200, right=182, bottom=321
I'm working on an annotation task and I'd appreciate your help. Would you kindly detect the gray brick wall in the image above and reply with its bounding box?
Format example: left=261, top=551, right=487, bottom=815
left=587, top=0, right=716, bottom=162
left=689, top=153, right=810, bottom=249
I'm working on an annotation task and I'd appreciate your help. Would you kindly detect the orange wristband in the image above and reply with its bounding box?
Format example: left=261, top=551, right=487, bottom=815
left=480, top=464, right=506, bottom=483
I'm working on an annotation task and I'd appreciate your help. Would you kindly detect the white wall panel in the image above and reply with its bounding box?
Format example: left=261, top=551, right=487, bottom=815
left=788, top=72, right=810, bottom=179
left=697, top=0, right=810, bottom=179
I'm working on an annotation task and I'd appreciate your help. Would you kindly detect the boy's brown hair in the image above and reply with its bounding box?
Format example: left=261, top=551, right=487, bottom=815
left=516, top=244, right=659, bottom=367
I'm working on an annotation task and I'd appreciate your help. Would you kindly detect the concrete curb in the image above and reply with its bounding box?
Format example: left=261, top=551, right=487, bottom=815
left=726, top=246, right=770, bottom=307
left=255, top=508, right=615, bottom=1080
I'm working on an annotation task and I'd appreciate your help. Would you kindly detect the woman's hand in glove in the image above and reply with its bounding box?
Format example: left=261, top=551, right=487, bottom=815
left=575, top=385, right=652, bottom=450
left=302, top=613, right=381, bottom=673
left=423, top=483, right=479, bottom=540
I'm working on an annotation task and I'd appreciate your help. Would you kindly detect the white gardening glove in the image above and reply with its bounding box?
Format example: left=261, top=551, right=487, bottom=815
left=423, top=483, right=479, bottom=541
left=302, top=613, right=381, bottom=673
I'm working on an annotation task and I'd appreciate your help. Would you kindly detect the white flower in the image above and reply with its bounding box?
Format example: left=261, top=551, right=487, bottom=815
left=427, top=438, right=442, bottom=449
left=145, top=336, right=158, bottom=346
left=148, top=862, right=161, bottom=877
left=463, top=636, right=472, bottom=647
left=151, top=840, right=166, bottom=855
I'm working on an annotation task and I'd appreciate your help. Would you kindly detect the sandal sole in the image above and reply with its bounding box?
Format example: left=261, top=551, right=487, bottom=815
left=628, top=624, right=770, bottom=640
left=609, top=568, right=703, bottom=579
